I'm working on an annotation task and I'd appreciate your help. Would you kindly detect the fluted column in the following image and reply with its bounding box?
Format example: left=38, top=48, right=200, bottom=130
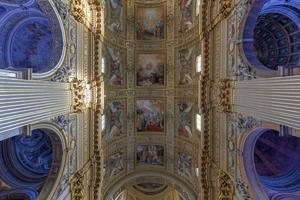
left=234, top=75, right=300, bottom=130
left=0, top=77, right=71, bottom=136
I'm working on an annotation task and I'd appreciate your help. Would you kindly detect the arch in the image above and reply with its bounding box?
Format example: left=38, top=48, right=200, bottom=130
left=239, top=0, right=300, bottom=71
left=0, top=188, right=38, bottom=200
left=0, top=122, right=67, bottom=200
left=242, top=128, right=300, bottom=199
left=0, top=0, right=66, bottom=79
left=104, top=171, right=197, bottom=200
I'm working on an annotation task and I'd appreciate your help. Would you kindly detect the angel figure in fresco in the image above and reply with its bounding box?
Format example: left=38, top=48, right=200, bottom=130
left=108, top=47, right=123, bottom=86
left=108, top=0, right=122, bottom=32
left=179, top=48, right=194, bottom=85
left=109, top=153, right=124, bottom=177
left=178, top=0, right=194, bottom=32
left=178, top=103, right=193, bottom=137
left=108, top=101, right=124, bottom=139
left=177, top=153, right=192, bottom=178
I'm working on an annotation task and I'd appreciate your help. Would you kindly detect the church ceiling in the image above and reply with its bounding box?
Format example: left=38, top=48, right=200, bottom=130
left=99, top=0, right=201, bottom=199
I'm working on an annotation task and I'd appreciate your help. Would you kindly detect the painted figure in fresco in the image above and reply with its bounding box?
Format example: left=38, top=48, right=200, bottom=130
left=179, top=47, right=194, bottom=85
left=108, top=47, right=123, bottom=86
left=108, top=0, right=122, bottom=32
left=108, top=152, right=124, bottom=177
left=177, top=152, right=192, bottom=178
left=137, top=61, right=164, bottom=86
left=136, top=100, right=164, bottom=132
left=108, top=101, right=124, bottom=139
left=178, top=0, right=194, bottom=33
left=178, top=103, right=193, bottom=137
left=136, top=8, right=164, bottom=40
left=136, top=145, right=164, bottom=165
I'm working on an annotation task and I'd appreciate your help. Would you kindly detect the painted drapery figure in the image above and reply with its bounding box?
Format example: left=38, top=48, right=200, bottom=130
left=136, top=145, right=164, bottom=165
left=107, top=47, right=124, bottom=86
left=178, top=102, right=193, bottom=137
left=178, top=47, right=195, bottom=85
left=177, top=152, right=193, bottom=179
left=108, top=101, right=125, bottom=139
left=136, top=100, right=164, bottom=132
left=178, top=0, right=194, bottom=33
left=136, top=53, right=164, bottom=86
left=108, top=152, right=124, bottom=177
left=136, top=7, right=164, bottom=40
left=106, top=0, right=123, bottom=32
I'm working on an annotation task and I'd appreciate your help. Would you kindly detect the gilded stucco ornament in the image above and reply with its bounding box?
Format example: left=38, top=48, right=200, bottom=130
left=218, top=79, right=235, bottom=113
left=71, top=0, right=85, bottom=23
left=220, top=0, right=234, bottom=18
left=71, top=170, right=85, bottom=200
left=51, top=65, right=73, bottom=82
left=71, top=78, right=84, bottom=113
left=218, top=170, right=235, bottom=200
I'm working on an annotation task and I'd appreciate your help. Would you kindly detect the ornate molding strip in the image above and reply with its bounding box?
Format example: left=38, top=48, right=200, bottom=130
left=200, top=0, right=211, bottom=199
left=71, top=170, right=84, bottom=200
left=220, top=0, right=234, bottom=18
left=218, top=170, right=235, bottom=200
left=71, top=0, right=85, bottom=23
left=71, top=78, right=84, bottom=113
left=93, top=2, right=102, bottom=199
left=218, top=79, right=235, bottom=113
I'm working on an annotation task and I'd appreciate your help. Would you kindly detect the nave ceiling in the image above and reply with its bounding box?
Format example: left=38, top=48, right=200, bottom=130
left=99, top=0, right=201, bottom=199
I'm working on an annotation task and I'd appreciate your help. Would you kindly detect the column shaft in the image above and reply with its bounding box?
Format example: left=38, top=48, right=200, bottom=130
left=234, top=75, right=300, bottom=130
left=0, top=78, right=71, bottom=134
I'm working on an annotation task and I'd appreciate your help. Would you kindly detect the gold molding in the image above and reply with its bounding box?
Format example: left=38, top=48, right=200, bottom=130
left=218, top=79, right=235, bottom=113
left=71, top=78, right=84, bottom=113
left=218, top=170, right=235, bottom=200
left=71, top=170, right=85, bottom=200
left=71, top=0, right=85, bottom=24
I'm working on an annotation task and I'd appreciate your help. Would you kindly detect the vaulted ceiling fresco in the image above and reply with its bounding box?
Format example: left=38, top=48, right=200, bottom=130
left=100, top=0, right=201, bottom=199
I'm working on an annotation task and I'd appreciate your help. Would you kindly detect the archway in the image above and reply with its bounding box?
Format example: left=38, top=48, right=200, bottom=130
left=243, top=128, right=300, bottom=199
left=0, top=123, right=66, bottom=200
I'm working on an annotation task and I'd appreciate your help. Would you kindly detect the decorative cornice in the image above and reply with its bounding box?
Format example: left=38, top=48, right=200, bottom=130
left=218, top=170, right=235, bottom=200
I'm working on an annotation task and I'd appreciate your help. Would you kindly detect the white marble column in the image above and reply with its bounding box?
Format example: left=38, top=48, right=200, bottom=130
left=0, top=77, right=71, bottom=138
left=234, top=75, right=300, bottom=130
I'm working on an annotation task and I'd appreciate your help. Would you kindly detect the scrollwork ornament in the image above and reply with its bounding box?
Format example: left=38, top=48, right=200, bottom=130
left=236, top=178, right=252, bottom=200
left=218, top=170, right=235, bottom=200
left=234, top=63, right=256, bottom=81
left=51, top=65, right=73, bottom=82
left=236, top=0, right=252, bottom=24
left=52, top=115, right=70, bottom=131
left=71, top=170, right=84, bottom=200
left=54, top=0, right=69, bottom=21
left=231, top=114, right=259, bottom=134
left=167, top=13, right=174, bottom=27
